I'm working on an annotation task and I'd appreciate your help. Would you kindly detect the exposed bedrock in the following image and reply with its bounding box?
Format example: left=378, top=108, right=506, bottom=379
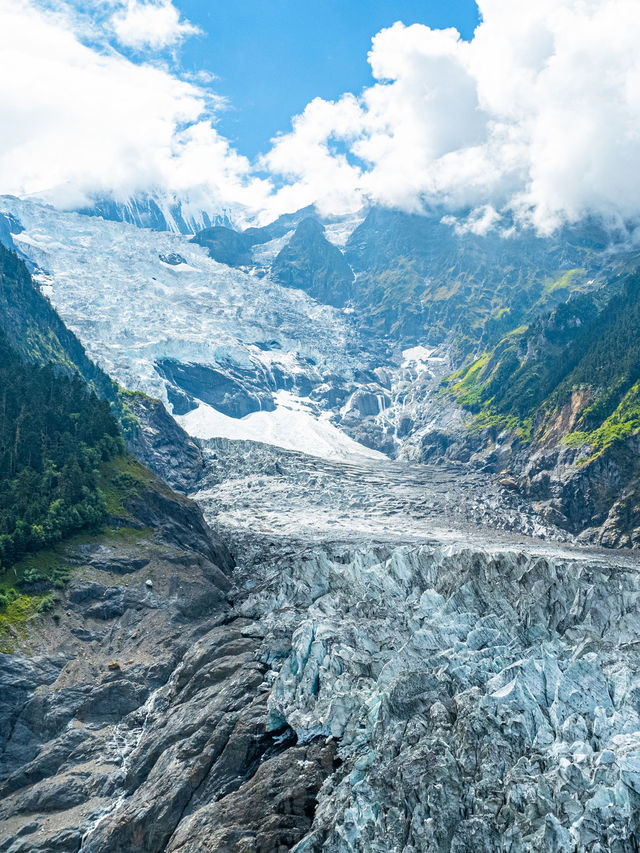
left=155, top=358, right=276, bottom=418
left=126, top=394, right=205, bottom=494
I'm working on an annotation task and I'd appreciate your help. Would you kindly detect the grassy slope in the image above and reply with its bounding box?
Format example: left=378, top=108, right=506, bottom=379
left=443, top=270, right=640, bottom=456
left=0, top=455, right=156, bottom=651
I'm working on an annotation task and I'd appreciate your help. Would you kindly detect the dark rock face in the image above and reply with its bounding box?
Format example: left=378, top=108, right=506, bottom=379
left=167, top=737, right=338, bottom=853
left=272, top=218, right=355, bottom=307
left=127, top=480, right=233, bottom=574
left=126, top=394, right=205, bottom=494
left=191, top=204, right=319, bottom=268
left=191, top=225, right=256, bottom=266
left=158, top=252, right=186, bottom=266
left=346, top=388, right=390, bottom=417
left=0, top=474, right=239, bottom=853
left=409, top=410, right=640, bottom=547
left=514, top=439, right=640, bottom=545
left=0, top=582, right=334, bottom=853
left=155, top=358, right=275, bottom=418
left=0, top=655, right=64, bottom=765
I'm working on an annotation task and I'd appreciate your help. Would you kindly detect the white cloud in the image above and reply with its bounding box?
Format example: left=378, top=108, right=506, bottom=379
left=111, top=0, right=200, bottom=50
left=442, top=205, right=502, bottom=237
left=0, top=0, right=272, bottom=219
left=1, top=0, right=640, bottom=232
left=265, top=0, right=640, bottom=231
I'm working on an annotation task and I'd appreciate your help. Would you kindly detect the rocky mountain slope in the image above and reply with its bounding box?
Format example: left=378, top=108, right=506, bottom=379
left=401, top=264, right=640, bottom=547
left=2, top=196, right=640, bottom=852
left=1, top=463, right=236, bottom=853
left=0, top=240, right=247, bottom=852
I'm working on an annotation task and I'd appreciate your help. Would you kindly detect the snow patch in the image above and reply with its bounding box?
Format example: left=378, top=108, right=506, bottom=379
left=402, top=345, right=446, bottom=371
left=323, top=213, right=366, bottom=247
left=178, top=391, right=385, bottom=462
left=251, top=230, right=294, bottom=264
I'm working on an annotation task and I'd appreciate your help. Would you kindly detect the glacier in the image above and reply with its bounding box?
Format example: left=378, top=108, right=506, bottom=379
left=2, top=197, right=640, bottom=852
left=190, top=442, right=640, bottom=852
left=23, top=439, right=634, bottom=853
left=0, top=196, right=460, bottom=464
left=0, top=196, right=380, bottom=460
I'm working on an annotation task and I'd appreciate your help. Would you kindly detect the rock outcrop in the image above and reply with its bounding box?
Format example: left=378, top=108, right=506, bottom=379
left=126, top=394, right=205, bottom=494
left=272, top=218, right=355, bottom=308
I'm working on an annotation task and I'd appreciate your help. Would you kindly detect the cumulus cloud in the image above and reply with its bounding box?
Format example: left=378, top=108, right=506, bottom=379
left=111, top=0, right=200, bottom=50
left=266, top=0, right=640, bottom=231
left=0, top=0, right=272, bottom=218
left=1, top=0, right=640, bottom=232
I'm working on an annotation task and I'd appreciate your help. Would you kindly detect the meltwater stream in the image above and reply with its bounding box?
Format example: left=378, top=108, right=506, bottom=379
left=77, top=684, right=168, bottom=853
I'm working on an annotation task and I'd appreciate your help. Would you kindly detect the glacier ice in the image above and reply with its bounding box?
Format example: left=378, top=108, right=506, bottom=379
left=0, top=196, right=376, bottom=458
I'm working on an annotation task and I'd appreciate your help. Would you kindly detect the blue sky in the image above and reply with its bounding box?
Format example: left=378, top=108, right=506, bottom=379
left=177, top=1, right=480, bottom=158
left=3, top=0, right=638, bottom=231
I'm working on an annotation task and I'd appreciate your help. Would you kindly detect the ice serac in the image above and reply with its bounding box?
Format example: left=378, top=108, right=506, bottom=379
left=74, top=193, right=233, bottom=235
left=0, top=415, right=634, bottom=853
left=7, top=427, right=640, bottom=852
left=186, top=443, right=640, bottom=852
left=231, top=538, right=640, bottom=853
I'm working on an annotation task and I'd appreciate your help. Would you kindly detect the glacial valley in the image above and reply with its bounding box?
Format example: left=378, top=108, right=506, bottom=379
left=1, top=197, right=640, bottom=852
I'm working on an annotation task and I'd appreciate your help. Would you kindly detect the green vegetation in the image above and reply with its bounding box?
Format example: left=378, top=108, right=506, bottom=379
left=0, top=520, right=152, bottom=650
left=97, top=454, right=154, bottom=517
left=0, top=243, right=139, bottom=437
left=541, top=267, right=587, bottom=297
left=562, top=381, right=640, bottom=452
left=0, top=591, right=51, bottom=651
left=0, top=328, right=126, bottom=570
left=344, top=208, right=608, bottom=351
left=446, top=272, right=640, bottom=454
left=0, top=246, right=159, bottom=636
left=0, top=523, right=150, bottom=594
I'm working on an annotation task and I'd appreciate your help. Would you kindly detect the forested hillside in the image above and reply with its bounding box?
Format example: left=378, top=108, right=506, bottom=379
left=0, top=330, right=124, bottom=574
left=0, top=241, right=138, bottom=435
left=0, top=245, right=148, bottom=621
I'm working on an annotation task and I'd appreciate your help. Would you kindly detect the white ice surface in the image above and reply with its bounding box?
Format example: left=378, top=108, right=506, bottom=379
left=0, top=197, right=377, bottom=462
left=402, top=345, right=436, bottom=365
left=178, top=391, right=385, bottom=461
left=250, top=231, right=294, bottom=264
left=322, top=213, right=366, bottom=247
left=401, top=344, right=447, bottom=372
